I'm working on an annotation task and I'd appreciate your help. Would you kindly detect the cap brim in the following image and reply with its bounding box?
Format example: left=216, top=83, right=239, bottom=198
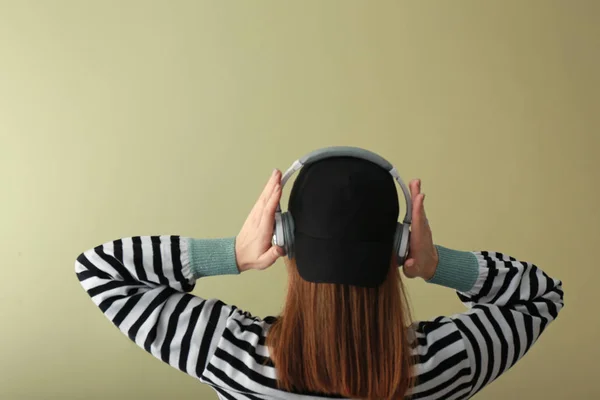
left=294, top=231, right=393, bottom=288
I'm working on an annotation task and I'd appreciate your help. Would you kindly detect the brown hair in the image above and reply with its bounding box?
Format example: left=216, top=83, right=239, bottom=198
left=266, top=257, right=414, bottom=399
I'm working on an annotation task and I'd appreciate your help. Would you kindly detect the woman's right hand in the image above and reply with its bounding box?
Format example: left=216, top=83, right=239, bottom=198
left=402, top=179, right=439, bottom=280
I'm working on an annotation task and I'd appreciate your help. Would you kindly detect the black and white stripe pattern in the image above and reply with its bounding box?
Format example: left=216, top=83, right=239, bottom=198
left=76, top=237, right=563, bottom=399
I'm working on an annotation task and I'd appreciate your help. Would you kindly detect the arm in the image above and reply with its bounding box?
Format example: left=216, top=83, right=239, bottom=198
left=75, top=170, right=285, bottom=385
left=409, top=245, right=564, bottom=399
left=403, top=180, right=564, bottom=399
left=75, top=235, right=244, bottom=380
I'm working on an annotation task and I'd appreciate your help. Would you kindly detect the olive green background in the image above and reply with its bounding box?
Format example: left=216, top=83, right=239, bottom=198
left=1, top=1, right=598, bottom=399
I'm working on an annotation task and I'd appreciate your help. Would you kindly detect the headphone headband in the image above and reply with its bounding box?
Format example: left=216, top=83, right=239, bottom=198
left=278, top=146, right=412, bottom=224
left=300, top=146, right=394, bottom=170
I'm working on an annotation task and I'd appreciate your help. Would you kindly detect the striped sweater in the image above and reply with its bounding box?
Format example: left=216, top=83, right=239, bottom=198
left=75, top=236, right=563, bottom=399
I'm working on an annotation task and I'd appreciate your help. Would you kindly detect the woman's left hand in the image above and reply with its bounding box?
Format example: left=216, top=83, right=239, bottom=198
left=235, top=169, right=286, bottom=272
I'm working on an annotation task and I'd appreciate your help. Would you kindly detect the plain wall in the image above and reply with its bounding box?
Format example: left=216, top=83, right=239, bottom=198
left=1, top=1, right=598, bottom=399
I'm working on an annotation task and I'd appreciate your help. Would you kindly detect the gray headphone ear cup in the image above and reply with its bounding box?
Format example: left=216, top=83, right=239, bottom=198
left=281, top=211, right=295, bottom=258
left=394, top=222, right=410, bottom=266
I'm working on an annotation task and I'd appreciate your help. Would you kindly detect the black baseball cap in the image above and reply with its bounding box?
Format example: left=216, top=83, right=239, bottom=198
left=288, top=157, right=399, bottom=287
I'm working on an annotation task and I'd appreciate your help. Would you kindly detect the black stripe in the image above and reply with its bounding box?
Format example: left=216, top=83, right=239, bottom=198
left=528, top=263, right=539, bottom=299
left=526, top=300, right=546, bottom=338
left=469, top=312, right=495, bottom=388
left=76, top=270, right=97, bottom=282
left=179, top=302, right=205, bottom=372
left=553, top=286, right=564, bottom=301
left=222, top=328, right=274, bottom=367
left=410, top=336, right=427, bottom=350
left=457, top=293, right=471, bottom=303
left=532, top=300, right=550, bottom=333
left=470, top=261, right=497, bottom=303
left=453, top=384, right=475, bottom=400
left=506, top=267, right=526, bottom=306
left=537, top=297, right=559, bottom=321
left=196, top=301, right=225, bottom=377
left=203, top=374, right=256, bottom=400
left=413, top=349, right=469, bottom=385
left=453, top=318, right=481, bottom=394
left=240, top=310, right=261, bottom=322
left=416, top=329, right=463, bottom=364
left=411, top=369, right=470, bottom=399
left=258, top=335, right=267, bottom=347
left=548, top=286, right=564, bottom=304
left=160, top=295, right=193, bottom=363
left=206, top=363, right=263, bottom=398
left=87, top=280, right=132, bottom=298
left=113, top=292, right=145, bottom=326
left=212, top=386, right=239, bottom=400
left=522, top=313, right=534, bottom=355
left=232, top=319, right=265, bottom=338
left=94, top=245, right=136, bottom=283
left=498, top=307, right=521, bottom=367
left=490, top=262, right=518, bottom=304
left=478, top=305, right=508, bottom=378
left=98, top=287, right=141, bottom=312
left=131, top=237, right=148, bottom=282
left=171, top=236, right=194, bottom=292
left=127, top=287, right=173, bottom=341
left=76, top=253, right=112, bottom=281
left=544, top=273, right=557, bottom=292
left=143, top=319, right=160, bottom=353
left=113, top=240, right=123, bottom=264
left=213, top=347, right=278, bottom=388
left=151, top=236, right=169, bottom=286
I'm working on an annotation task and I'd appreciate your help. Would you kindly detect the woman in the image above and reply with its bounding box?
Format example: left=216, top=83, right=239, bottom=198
left=75, top=152, right=564, bottom=400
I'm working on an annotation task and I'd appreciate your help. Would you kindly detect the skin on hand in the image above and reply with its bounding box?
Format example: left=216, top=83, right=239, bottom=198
left=402, top=179, right=439, bottom=280
left=236, top=170, right=439, bottom=282
left=235, top=169, right=285, bottom=272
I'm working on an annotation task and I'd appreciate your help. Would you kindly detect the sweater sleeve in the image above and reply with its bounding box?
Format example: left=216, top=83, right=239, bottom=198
left=407, top=245, right=564, bottom=399
left=74, top=235, right=247, bottom=381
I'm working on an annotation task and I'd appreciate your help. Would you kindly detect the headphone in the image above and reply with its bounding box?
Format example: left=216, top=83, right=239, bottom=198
left=272, top=146, right=413, bottom=266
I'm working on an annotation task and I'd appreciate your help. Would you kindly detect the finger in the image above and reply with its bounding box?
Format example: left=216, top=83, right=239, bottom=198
left=259, top=170, right=281, bottom=205
left=409, top=179, right=421, bottom=204
left=412, top=193, right=427, bottom=229
left=256, top=245, right=285, bottom=269
left=252, top=170, right=280, bottom=217
left=259, top=181, right=282, bottom=229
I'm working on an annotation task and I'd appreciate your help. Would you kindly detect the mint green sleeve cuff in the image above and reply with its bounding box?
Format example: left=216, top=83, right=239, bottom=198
left=187, top=237, right=240, bottom=279
left=426, top=245, right=480, bottom=292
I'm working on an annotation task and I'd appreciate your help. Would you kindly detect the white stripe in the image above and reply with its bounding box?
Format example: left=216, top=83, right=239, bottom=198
left=455, top=311, right=489, bottom=394
left=534, top=267, right=547, bottom=298
left=412, top=323, right=457, bottom=356
left=139, top=236, right=161, bottom=284
left=219, top=337, right=278, bottom=379
left=168, top=296, right=204, bottom=366
left=470, top=307, right=502, bottom=383
left=445, top=384, right=472, bottom=400
left=411, top=340, right=467, bottom=394
left=520, top=263, right=532, bottom=300
left=488, top=305, right=515, bottom=371
left=185, top=299, right=220, bottom=378
left=495, top=262, right=526, bottom=305
left=412, top=373, right=471, bottom=400
left=78, top=274, right=109, bottom=294
left=83, top=245, right=123, bottom=281
left=513, top=311, right=528, bottom=361
left=146, top=292, right=187, bottom=359
left=117, top=289, right=163, bottom=334
left=159, top=235, right=184, bottom=291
